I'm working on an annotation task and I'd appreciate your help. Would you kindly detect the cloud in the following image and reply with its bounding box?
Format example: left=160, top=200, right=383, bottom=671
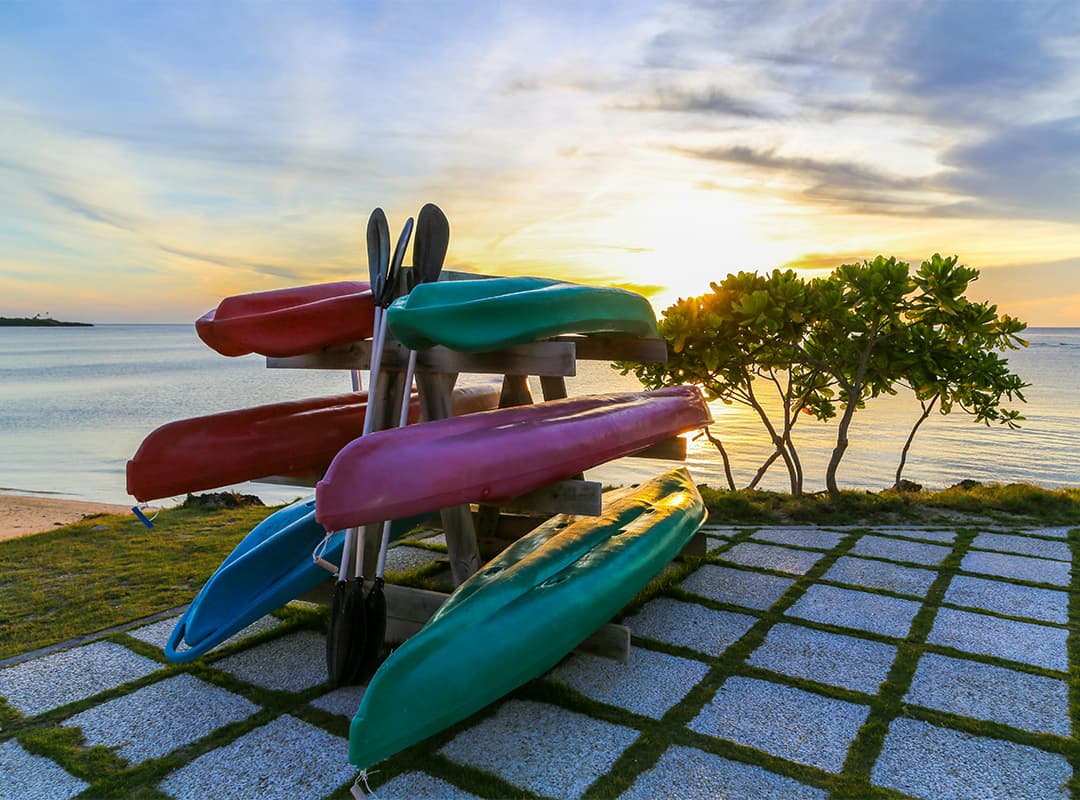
left=616, top=85, right=774, bottom=118
left=158, top=245, right=310, bottom=282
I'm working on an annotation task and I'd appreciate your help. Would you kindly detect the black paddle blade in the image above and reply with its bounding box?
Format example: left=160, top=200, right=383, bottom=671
left=380, top=217, right=414, bottom=308
left=357, top=577, right=387, bottom=684
left=326, top=579, right=366, bottom=687
left=415, top=203, right=450, bottom=285
left=366, top=209, right=389, bottom=301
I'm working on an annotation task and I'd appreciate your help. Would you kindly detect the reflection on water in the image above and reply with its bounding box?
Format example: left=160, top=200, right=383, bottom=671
left=0, top=325, right=1077, bottom=504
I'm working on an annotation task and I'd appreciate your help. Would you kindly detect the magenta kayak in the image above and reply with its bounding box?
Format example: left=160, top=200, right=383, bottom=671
left=315, top=385, right=711, bottom=532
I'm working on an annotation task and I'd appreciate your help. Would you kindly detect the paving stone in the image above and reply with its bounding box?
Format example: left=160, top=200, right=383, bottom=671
left=721, top=542, right=825, bottom=575
left=689, top=677, right=868, bottom=772
left=823, top=555, right=937, bottom=597
left=62, top=674, right=258, bottom=764
left=549, top=645, right=708, bottom=719
left=972, top=532, right=1071, bottom=561
left=680, top=564, right=795, bottom=610
left=397, top=530, right=446, bottom=547
left=385, top=545, right=446, bottom=573
left=872, top=717, right=1071, bottom=800
left=213, top=630, right=328, bottom=692
left=850, top=535, right=951, bottom=566
left=751, top=527, right=845, bottom=550
left=625, top=598, right=757, bottom=657
left=905, top=652, right=1070, bottom=736
left=1029, top=526, right=1074, bottom=540
left=928, top=608, right=1068, bottom=672
left=873, top=528, right=957, bottom=544
left=129, top=614, right=281, bottom=652
left=619, top=744, right=827, bottom=800
left=158, top=714, right=353, bottom=800
left=961, top=550, right=1070, bottom=586
left=786, top=584, right=921, bottom=639
left=944, top=575, right=1068, bottom=624
left=0, top=641, right=160, bottom=716
left=0, top=739, right=88, bottom=800
left=440, top=700, right=638, bottom=800
left=310, top=685, right=365, bottom=718
left=375, top=772, right=480, bottom=800
left=700, top=524, right=743, bottom=540
left=747, top=623, right=897, bottom=694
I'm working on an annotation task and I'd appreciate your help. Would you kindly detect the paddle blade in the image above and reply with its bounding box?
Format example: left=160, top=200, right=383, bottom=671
left=327, top=579, right=366, bottom=687
left=366, top=209, right=390, bottom=300
left=357, top=577, right=387, bottom=684
left=381, top=217, right=414, bottom=307
left=415, top=203, right=449, bottom=285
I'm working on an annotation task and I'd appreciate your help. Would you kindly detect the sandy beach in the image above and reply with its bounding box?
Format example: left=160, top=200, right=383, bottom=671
left=0, top=494, right=136, bottom=542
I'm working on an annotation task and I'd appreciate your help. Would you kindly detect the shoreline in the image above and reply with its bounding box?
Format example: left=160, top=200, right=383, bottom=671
left=0, top=494, right=137, bottom=542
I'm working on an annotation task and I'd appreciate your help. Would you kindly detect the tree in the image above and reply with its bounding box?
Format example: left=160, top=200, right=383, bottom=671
left=892, top=254, right=1028, bottom=488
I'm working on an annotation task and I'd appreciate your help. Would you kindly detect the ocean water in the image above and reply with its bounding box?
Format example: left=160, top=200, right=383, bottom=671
left=0, top=325, right=1076, bottom=506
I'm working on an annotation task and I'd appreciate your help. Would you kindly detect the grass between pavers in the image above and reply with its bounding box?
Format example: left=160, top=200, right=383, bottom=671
left=2, top=499, right=1079, bottom=798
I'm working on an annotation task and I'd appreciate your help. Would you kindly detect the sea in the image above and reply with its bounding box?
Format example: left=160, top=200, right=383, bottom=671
left=0, top=325, right=1077, bottom=507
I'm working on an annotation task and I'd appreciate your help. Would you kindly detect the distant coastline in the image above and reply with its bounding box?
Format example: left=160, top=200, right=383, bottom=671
left=0, top=317, right=92, bottom=327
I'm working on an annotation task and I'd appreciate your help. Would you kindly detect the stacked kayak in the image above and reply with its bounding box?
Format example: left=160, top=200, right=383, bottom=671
left=127, top=383, right=500, bottom=502
left=197, top=281, right=376, bottom=358
left=348, top=467, right=705, bottom=769
left=386, top=276, right=658, bottom=352
left=315, top=385, right=711, bottom=532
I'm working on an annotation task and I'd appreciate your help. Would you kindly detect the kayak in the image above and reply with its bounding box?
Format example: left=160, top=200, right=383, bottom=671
left=348, top=467, right=705, bottom=769
left=164, top=497, right=425, bottom=664
left=127, top=383, right=501, bottom=502
left=196, top=281, right=376, bottom=358
left=386, top=276, right=658, bottom=352
left=315, top=385, right=711, bottom=532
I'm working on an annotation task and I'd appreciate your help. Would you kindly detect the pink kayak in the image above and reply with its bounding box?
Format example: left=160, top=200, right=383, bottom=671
left=127, top=383, right=501, bottom=502
left=196, top=281, right=376, bottom=358
left=315, top=385, right=711, bottom=531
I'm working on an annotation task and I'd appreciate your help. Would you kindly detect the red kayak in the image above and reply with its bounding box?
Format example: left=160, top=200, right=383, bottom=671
left=315, top=385, right=711, bottom=531
left=196, top=281, right=376, bottom=358
left=127, top=383, right=501, bottom=502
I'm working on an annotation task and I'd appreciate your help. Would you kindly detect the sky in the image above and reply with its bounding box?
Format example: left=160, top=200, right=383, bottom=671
left=2, top=0, right=1079, bottom=325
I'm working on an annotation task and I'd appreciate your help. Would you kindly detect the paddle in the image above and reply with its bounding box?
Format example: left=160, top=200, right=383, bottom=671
left=327, top=209, right=391, bottom=687
left=357, top=203, right=450, bottom=683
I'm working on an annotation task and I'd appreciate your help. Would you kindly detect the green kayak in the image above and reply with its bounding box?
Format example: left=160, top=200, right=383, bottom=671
left=385, top=276, right=658, bottom=352
left=348, top=467, right=705, bottom=769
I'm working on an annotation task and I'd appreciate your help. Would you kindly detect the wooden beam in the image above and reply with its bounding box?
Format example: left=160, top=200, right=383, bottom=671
left=632, top=436, right=688, bottom=461
left=499, top=480, right=602, bottom=517
left=552, top=335, right=667, bottom=363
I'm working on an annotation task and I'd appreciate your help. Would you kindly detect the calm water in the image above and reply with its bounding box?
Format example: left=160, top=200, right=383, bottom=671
left=0, top=325, right=1077, bottom=506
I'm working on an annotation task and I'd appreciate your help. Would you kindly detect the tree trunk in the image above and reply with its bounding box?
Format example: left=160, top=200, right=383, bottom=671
left=826, top=330, right=878, bottom=495
left=745, top=379, right=799, bottom=494
left=895, top=396, right=937, bottom=489
left=702, top=426, right=737, bottom=491
left=748, top=449, right=783, bottom=490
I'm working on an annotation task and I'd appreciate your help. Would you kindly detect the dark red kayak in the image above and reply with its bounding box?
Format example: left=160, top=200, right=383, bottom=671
left=127, top=383, right=501, bottom=502
left=196, top=281, right=376, bottom=358
left=315, top=385, right=711, bottom=531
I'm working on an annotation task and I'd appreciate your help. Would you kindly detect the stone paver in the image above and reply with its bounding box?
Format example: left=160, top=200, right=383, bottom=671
left=619, top=745, right=827, bottom=800
left=721, top=542, right=825, bottom=575
left=129, top=614, right=280, bottom=652
left=905, top=652, right=1070, bottom=737
left=876, top=528, right=957, bottom=544
left=823, top=556, right=937, bottom=597
left=928, top=608, right=1068, bottom=672
left=872, top=717, right=1071, bottom=800
left=440, top=700, right=638, bottom=800
left=786, top=584, right=921, bottom=638
left=689, top=677, right=868, bottom=773
left=751, top=527, right=845, bottom=550
left=701, top=524, right=743, bottom=541
left=972, top=532, right=1071, bottom=562
left=63, top=674, right=259, bottom=764
left=213, top=630, right=328, bottom=692
left=385, top=545, right=446, bottom=573
left=961, top=550, right=1071, bottom=586
left=550, top=646, right=708, bottom=719
left=310, top=685, right=365, bottom=718
left=850, top=535, right=951, bottom=566
left=158, top=715, right=353, bottom=800
left=375, top=772, right=480, bottom=800
left=0, top=641, right=159, bottom=716
left=625, top=598, right=757, bottom=657
left=1029, top=526, right=1075, bottom=540
left=748, top=623, right=897, bottom=694
left=680, top=564, right=794, bottom=610
left=944, top=575, right=1068, bottom=624
left=0, top=739, right=88, bottom=800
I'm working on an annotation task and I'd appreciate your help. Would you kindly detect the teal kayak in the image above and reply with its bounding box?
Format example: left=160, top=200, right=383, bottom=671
left=385, top=276, right=658, bottom=352
left=348, top=467, right=705, bottom=769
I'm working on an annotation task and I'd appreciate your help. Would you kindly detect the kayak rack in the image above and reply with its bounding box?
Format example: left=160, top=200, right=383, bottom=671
left=267, top=270, right=703, bottom=661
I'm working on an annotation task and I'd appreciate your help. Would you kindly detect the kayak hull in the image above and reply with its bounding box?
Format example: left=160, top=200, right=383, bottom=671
left=316, top=385, right=711, bottom=532
left=348, top=467, right=705, bottom=769
left=127, top=383, right=500, bottom=502
left=386, top=276, right=658, bottom=352
left=196, top=281, right=375, bottom=358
